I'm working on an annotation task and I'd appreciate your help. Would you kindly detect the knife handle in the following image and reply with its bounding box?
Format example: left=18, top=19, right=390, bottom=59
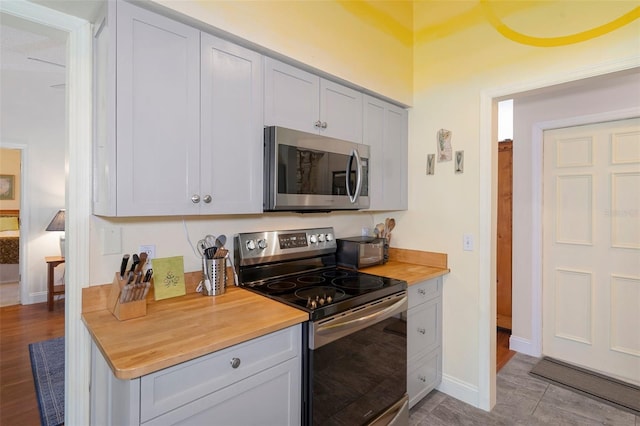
left=120, top=254, right=130, bottom=279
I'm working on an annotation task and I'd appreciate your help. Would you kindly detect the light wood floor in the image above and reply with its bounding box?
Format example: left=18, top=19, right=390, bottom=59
left=0, top=302, right=64, bottom=426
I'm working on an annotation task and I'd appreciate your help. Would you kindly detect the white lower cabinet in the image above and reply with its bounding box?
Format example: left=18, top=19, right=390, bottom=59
left=90, top=325, right=301, bottom=426
left=407, top=278, right=442, bottom=407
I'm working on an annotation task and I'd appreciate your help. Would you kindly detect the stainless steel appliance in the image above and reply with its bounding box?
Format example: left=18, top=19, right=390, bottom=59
left=264, top=126, right=370, bottom=211
left=235, top=227, right=408, bottom=426
left=336, top=236, right=385, bottom=269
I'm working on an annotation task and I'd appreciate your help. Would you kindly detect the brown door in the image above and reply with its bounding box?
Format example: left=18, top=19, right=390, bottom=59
left=497, top=140, right=513, bottom=330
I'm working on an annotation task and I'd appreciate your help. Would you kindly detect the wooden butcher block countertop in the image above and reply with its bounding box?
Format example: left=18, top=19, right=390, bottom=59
left=82, top=275, right=307, bottom=380
left=362, top=248, right=450, bottom=285
left=82, top=249, right=448, bottom=381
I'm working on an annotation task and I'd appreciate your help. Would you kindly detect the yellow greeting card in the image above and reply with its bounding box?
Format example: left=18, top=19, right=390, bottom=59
left=152, top=256, right=186, bottom=300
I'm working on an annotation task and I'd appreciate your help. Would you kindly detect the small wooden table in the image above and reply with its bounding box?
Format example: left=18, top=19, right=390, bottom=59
left=45, top=256, right=65, bottom=311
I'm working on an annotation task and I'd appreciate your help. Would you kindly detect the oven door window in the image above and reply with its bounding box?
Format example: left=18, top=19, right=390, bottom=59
left=310, top=316, right=406, bottom=425
left=277, top=144, right=368, bottom=197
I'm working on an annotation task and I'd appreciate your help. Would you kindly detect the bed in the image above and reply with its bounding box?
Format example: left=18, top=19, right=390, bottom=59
left=0, top=210, right=20, bottom=265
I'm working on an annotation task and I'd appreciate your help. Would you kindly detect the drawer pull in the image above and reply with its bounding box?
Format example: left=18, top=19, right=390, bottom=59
left=418, top=288, right=426, bottom=295
left=418, top=375, right=426, bottom=382
left=230, top=357, right=241, bottom=369
left=418, top=327, right=426, bottom=335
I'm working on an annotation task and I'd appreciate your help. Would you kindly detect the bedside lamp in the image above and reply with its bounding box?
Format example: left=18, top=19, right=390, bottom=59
left=46, top=209, right=66, bottom=257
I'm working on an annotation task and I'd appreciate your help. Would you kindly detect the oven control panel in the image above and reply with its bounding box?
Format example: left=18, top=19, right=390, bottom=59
left=234, top=227, right=336, bottom=266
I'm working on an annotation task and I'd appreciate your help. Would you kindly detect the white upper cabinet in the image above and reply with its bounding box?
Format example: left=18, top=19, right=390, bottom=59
left=264, top=58, right=363, bottom=143
left=93, top=1, right=263, bottom=216
left=363, top=95, right=408, bottom=211
left=200, top=34, right=263, bottom=214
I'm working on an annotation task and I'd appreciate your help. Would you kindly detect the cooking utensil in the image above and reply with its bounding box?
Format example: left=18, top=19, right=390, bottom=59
left=215, top=234, right=226, bottom=248
left=375, top=223, right=385, bottom=238
left=387, top=218, right=395, bottom=236
left=119, top=254, right=130, bottom=279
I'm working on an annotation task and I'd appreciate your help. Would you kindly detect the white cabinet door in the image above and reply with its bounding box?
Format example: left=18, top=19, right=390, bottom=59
left=115, top=1, right=200, bottom=216
left=200, top=34, right=263, bottom=214
left=264, top=57, right=319, bottom=134
left=264, top=58, right=363, bottom=142
left=142, top=357, right=300, bottom=426
left=320, top=80, right=363, bottom=143
left=406, top=278, right=442, bottom=408
left=363, top=95, right=408, bottom=210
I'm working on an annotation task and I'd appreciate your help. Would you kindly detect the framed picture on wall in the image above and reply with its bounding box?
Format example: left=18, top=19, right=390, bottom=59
left=0, top=175, right=15, bottom=200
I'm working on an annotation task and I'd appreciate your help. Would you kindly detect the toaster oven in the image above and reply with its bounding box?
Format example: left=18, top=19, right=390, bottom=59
left=336, top=237, right=385, bottom=270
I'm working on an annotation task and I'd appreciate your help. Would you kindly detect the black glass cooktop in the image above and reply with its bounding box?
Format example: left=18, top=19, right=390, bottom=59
left=241, top=268, right=407, bottom=321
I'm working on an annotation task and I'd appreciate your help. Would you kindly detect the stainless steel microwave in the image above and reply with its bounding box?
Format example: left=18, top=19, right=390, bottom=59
left=264, top=126, right=370, bottom=211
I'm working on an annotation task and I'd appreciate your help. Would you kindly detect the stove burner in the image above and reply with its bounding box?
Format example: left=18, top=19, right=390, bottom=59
left=322, top=270, right=349, bottom=279
left=267, top=281, right=297, bottom=291
left=295, top=286, right=346, bottom=309
left=333, top=275, right=384, bottom=290
left=297, top=275, right=326, bottom=284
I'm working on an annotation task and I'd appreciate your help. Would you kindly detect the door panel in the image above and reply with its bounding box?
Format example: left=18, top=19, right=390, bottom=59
left=542, top=117, right=640, bottom=385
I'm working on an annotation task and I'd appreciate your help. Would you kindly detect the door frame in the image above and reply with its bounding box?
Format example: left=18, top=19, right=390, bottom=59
left=0, top=1, right=92, bottom=424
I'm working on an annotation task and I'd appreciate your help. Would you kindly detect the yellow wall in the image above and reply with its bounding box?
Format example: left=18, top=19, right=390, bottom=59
left=406, top=0, right=639, bottom=405
left=155, top=0, right=414, bottom=105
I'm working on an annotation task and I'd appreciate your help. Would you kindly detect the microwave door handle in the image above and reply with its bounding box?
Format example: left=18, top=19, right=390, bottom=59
left=346, top=149, right=363, bottom=204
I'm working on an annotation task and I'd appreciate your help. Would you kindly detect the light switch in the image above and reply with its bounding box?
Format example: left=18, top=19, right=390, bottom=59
left=463, top=234, right=474, bottom=251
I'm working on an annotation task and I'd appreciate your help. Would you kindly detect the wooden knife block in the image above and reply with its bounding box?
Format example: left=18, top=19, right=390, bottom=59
left=106, top=272, right=147, bottom=321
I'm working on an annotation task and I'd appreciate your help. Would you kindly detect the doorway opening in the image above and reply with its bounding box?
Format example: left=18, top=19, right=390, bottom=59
left=0, top=147, right=22, bottom=306
left=496, top=99, right=516, bottom=371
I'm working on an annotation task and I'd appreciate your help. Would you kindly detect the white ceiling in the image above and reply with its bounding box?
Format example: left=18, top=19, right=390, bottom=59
left=1, top=12, right=66, bottom=89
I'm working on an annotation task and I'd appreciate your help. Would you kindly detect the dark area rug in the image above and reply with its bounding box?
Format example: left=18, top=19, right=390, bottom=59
left=29, top=336, right=64, bottom=426
left=530, top=356, right=640, bottom=416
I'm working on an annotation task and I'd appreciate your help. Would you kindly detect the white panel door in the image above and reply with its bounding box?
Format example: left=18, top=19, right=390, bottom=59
left=116, top=1, right=200, bottom=216
left=543, top=117, right=640, bottom=385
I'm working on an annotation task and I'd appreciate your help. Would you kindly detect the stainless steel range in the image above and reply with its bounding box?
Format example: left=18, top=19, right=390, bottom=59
left=235, top=227, right=409, bottom=426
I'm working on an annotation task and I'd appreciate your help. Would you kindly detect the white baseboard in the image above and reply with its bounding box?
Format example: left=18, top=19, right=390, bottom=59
left=509, top=335, right=541, bottom=357
left=25, top=291, right=47, bottom=305
left=436, top=373, right=480, bottom=409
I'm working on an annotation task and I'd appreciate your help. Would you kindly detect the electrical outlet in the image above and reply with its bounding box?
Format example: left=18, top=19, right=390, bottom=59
left=463, top=234, right=474, bottom=251
left=139, top=244, right=156, bottom=267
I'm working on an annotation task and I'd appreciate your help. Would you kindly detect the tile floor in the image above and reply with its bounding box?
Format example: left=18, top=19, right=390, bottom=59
left=409, top=353, right=639, bottom=425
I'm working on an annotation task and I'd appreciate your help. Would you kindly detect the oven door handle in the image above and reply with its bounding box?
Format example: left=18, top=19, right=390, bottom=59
left=311, top=294, right=407, bottom=348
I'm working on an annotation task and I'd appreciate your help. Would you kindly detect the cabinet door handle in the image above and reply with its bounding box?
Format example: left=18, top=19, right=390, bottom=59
left=417, top=327, right=426, bottom=335
left=314, top=120, right=322, bottom=128
left=418, top=375, right=426, bottom=382
left=230, top=357, right=241, bottom=369
left=203, top=195, right=212, bottom=203
left=321, top=121, right=327, bottom=129
left=191, top=194, right=200, bottom=203
left=418, top=288, right=426, bottom=295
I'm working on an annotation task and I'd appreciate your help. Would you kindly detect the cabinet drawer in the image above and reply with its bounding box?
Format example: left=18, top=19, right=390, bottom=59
left=142, top=357, right=300, bottom=426
left=407, top=298, right=441, bottom=359
left=407, top=348, right=442, bottom=408
left=140, top=325, right=300, bottom=422
left=408, top=278, right=441, bottom=309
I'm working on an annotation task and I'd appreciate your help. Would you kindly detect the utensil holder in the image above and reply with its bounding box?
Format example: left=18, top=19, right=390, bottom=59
left=202, top=258, right=227, bottom=296
left=106, top=272, right=147, bottom=320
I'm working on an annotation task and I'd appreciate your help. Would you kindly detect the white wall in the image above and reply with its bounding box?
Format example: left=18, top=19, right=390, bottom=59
left=511, top=69, right=640, bottom=355
left=0, top=67, right=66, bottom=302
